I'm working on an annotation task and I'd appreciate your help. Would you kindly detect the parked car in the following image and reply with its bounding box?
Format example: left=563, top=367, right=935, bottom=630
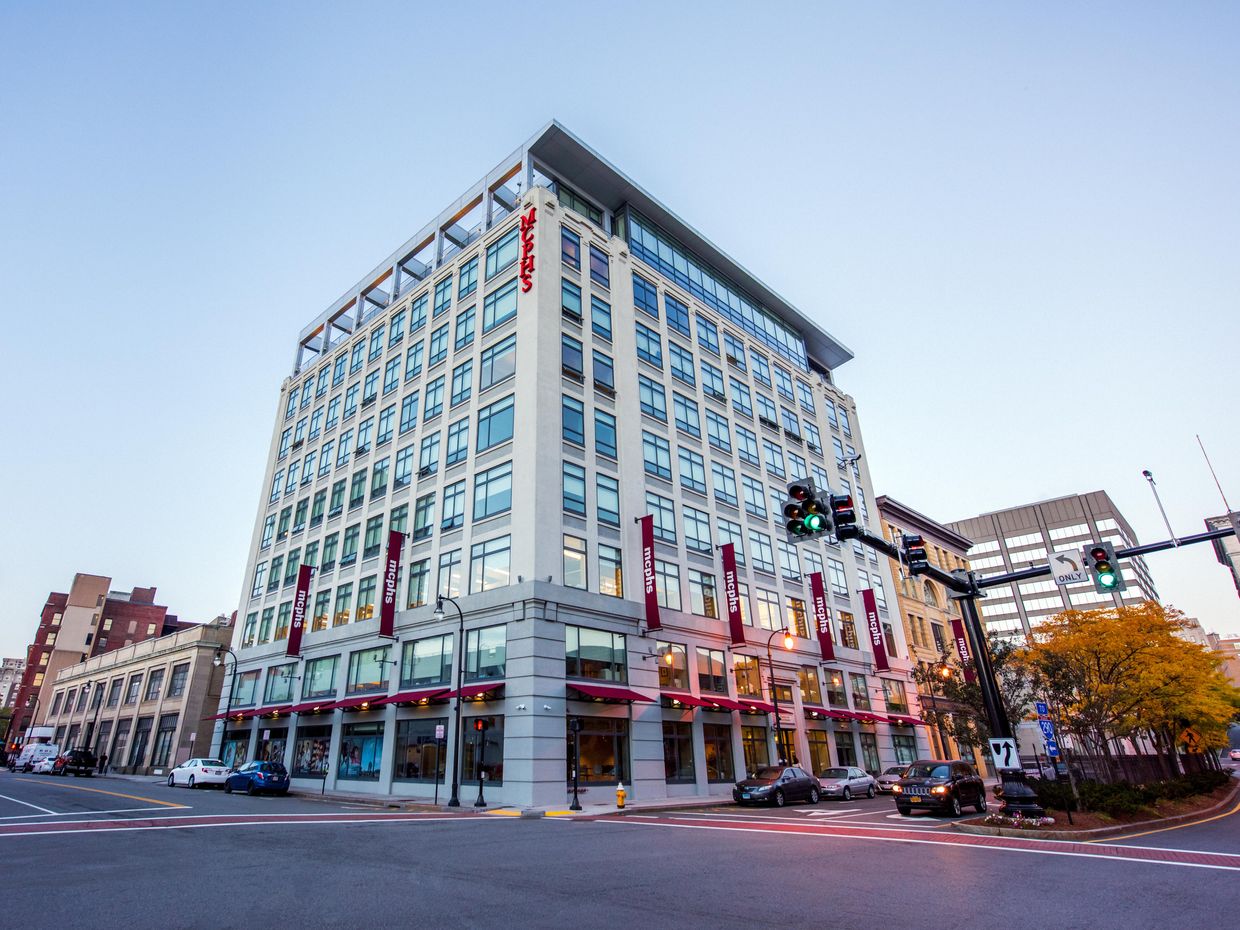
left=733, top=765, right=821, bottom=807
left=893, top=760, right=987, bottom=817
left=818, top=766, right=878, bottom=800
left=32, top=757, right=58, bottom=774
left=53, top=748, right=97, bottom=776
left=1229, top=749, right=1240, bottom=762
left=167, top=758, right=231, bottom=789
left=225, top=761, right=291, bottom=796
left=10, top=742, right=59, bottom=773
left=876, top=765, right=908, bottom=793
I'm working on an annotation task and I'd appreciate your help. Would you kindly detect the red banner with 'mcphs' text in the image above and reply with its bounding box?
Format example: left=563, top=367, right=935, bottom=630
left=861, top=588, right=889, bottom=672
left=638, top=514, right=661, bottom=631
left=286, top=564, right=314, bottom=657
left=380, top=530, right=405, bottom=638
left=809, top=571, right=834, bottom=661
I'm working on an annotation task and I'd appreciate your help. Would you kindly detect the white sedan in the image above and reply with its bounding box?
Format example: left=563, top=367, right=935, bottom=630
left=32, top=757, right=57, bottom=774
left=167, top=758, right=231, bottom=789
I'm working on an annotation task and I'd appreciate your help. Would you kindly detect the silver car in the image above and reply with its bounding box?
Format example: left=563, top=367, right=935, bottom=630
left=876, top=765, right=908, bottom=793
left=818, top=766, right=877, bottom=800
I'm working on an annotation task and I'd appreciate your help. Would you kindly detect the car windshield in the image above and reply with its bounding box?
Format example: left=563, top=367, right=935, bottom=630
left=750, top=766, right=784, bottom=780
left=202, top=759, right=225, bottom=767
left=883, top=766, right=906, bottom=775
left=821, top=768, right=849, bottom=778
left=261, top=763, right=288, bottom=774
left=905, top=763, right=951, bottom=779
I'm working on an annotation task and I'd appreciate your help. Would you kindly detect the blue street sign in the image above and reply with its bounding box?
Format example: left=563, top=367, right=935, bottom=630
left=1035, top=700, right=1049, bottom=718
left=1038, top=719, right=1056, bottom=739
left=1045, top=738, right=1060, bottom=758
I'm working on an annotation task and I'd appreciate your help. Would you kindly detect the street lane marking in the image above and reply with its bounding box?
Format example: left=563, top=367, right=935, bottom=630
left=1089, top=799, right=1240, bottom=844
left=0, top=793, right=58, bottom=815
left=600, top=818, right=1240, bottom=872
left=0, top=807, right=168, bottom=821
left=0, top=814, right=511, bottom=838
left=10, top=777, right=187, bottom=809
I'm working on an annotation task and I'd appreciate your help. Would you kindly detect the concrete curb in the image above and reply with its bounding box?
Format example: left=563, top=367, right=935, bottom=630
left=951, top=780, right=1240, bottom=842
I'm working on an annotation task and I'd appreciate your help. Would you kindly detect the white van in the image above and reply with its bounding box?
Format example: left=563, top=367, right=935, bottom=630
left=11, top=743, right=59, bottom=773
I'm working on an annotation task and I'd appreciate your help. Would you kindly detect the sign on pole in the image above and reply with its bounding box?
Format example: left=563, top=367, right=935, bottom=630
left=1049, top=551, right=1088, bottom=586
left=434, top=724, right=446, bottom=740
left=1035, top=700, right=1049, bottom=719
left=988, top=737, right=1018, bottom=771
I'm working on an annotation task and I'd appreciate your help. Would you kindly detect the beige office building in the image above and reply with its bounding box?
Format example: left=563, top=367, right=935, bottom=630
left=44, top=619, right=233, bottom=773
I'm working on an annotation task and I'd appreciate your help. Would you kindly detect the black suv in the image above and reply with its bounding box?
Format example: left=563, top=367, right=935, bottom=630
left=54, top=748, right=98, bottom=777
left=893, top=759, right=986, bottom=817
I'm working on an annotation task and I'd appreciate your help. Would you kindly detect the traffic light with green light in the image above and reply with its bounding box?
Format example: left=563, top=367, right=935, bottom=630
left=783, top=480, right=829, bottom=542
left=1084, top=542, right=1126, bottom=594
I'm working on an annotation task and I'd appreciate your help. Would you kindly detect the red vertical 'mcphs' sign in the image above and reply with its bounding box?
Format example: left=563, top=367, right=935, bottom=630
left=809, top=571, right=834, bottom=661
left=638, top=514, right=661, bottom=631
left=286, top=564, right=314, bottom=657
left=720, top=543, right=745, bottom=646
left=380, top=530, right=405, bottom=639
left=519, top=206, right=536, bottom=292
left=951, top=618, right=977, bottom=683
left=861, top=588, right=889, bottom=672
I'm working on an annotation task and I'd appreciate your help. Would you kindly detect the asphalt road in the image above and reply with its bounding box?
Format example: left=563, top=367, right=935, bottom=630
left=1, top=771, right=1236, bottom=929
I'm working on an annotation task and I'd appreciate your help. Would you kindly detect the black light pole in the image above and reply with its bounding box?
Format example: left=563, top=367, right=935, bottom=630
left=568, top=716, right=583, bottom=811
left=764, top=628, right=795, bottom=765
left=474, top=719, right=488, bottom=808
left=434, top=595, right=466, bottom=808
left=213, top=646, right=238, bottom=763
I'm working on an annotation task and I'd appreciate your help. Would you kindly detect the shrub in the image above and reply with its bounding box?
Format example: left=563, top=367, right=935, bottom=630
left=1032, top=778, right=1078, bottom=812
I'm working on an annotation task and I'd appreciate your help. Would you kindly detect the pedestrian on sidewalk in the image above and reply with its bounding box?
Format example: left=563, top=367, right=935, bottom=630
left=97, top=752, right=108, bottom=775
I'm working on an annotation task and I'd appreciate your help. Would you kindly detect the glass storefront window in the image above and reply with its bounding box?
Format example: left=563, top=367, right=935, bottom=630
left=303, top=656, right=338, bottom=699
left=656, top=642, right=688, bottom=691
left=394, top=718, right=449, bottom=782
left=565, top=626, right=627, bottom=682
left=222, top=729, right=249, bottom=770
left=859, top=731, right=880, bottom=775
left=703, top=723, right=734, bottom=782
left=806, top=729, right=831, bottom=777
left=264, top=663, right=297, bottom=704
left=233, top=670, right=259, bottom=706
left=151, top=713, right=178, bottom=768
left=662, top=722, right=694, bottom=783
left=401, top=634, right=453, bottom=689
left=696, top=647, right=727, bottom=694
left=292, top=724, right=332, bottom=777
left=835, top=731, right=858, bottom=767
left=849, top=673, right=871, bottom=711
left=741, top=725, right=769, bottom=775
left=347, top=646, right=391, bottom=695
left=893, top=734, right=917, bottom=764
left=882, top=679, right=909, bottom=715
left=824, top=669, right=847, bottom=707
left=566, top=716, right=627, bottom=785
left=733, top=655, right=763, bottom=697
left=339, top=722, right=384, bottom=780
left=255, top=727, right=288, bottom=764
left=798, top=667, right=823, bottom=706
left=461, top=715, right=504, bottom=785
left=465, top=626, right=506, bottom=682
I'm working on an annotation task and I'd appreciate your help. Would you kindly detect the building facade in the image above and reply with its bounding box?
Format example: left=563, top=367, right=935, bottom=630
left=876, top=496, right=986, bottom=774
left=218, top=122, right=929, bottom=808
left=1, top=657, right=25, bottom=708
left=948, top=491, right=1159, bottom=638
left=8, top=574, right=189, bottom=746
left=43, top=619, right=232, bottom=773
left=1207, top=513, right=1240, bottom=601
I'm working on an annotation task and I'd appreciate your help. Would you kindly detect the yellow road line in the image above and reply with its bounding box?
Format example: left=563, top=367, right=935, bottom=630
left=1087, top=799, right=1240, bottom=843
left=485, top=809, right=521, bottom=817
left=13, top=777, right=188, bottom=809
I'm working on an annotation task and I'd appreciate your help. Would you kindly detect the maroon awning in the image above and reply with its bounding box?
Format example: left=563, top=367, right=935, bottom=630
left=886, top=714, right=928, bottom=727
left=290, top=700, right=336, bottom=715
left=660, top=691, right=711, bottom=708
left=736, top=698, right=791, bottom=716
left=254, top=705, right=294, bottom=719
left=442, top=682, right=506, bottom=701
left=567, top=682, right=657, bottom=703
left=326, top=695, right=385, bottom=712
left=698, top=695, right=748, bottom=712
left=844, top=711, right=885, bottom=724
left=803, top=705, right=852, bottom=720
left=373, top=687, right=451, bottom=707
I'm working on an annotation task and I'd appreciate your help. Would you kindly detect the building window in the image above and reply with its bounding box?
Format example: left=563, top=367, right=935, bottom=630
left=638, top=375, right=666, bottom=421
left=688, top=570, right=718, bottom=619
left=562, top=279, right=583, bottom=322
left=450, top=360, right=473, bottom=406
left=562, top=462, right=587, bottom=516
left=697, top=647, right=727, bottom=694
left=588, top=245, right=609, bottom=288
left=406, top=559, right=430, bottom=609
left=400, top=634, right=453, bottom=689
left=673, top=395, right=701, bottom=439
left=566, top=716, right=627, bottom=786
left=595, top=473, right=620, bottom=526
left=465, top=625, right=506, bottom=681
left=561, top=225, right=581, bottom=269
left=882, top=679, right=910, bottom=715
left=703, top=724, right=735, bottom=782
left=441, top=480, right=466, bottom=531
left=893, top=734, right=917, bottom=764
left=859, top=732, right=880, bottom=775
left=599, top=544, right=623, bottom=598
left=594, top=410, right=617, bottom=458
left=654, top=559, right=681, bottom=610
left=470, top=536, right=511, bottom=593
left=647, top=491, right=676, bottom=543
left=563, top=535, right=587, bottom=589
left=338, top=722, right=384, bottom=781
left=394, top=718, right=449, bottom=782
left=346, top=646, right=390, bottom=695
left=293, top=724, right=332, bottom=778
left=473, top=461, right=512, bottom=520
left=566, top=625, right=626, bottom=682
left=635, top=322, right=663, bottom=368
left=476, top=394, right=515, bottom=451
left=633, top=273, right=659, bottom=318
left=124, top=674, right=144, bottom=705
left=437, top=549, right=463, bottom=599
left=849, top=673, right=871, bottom=711
left=482, top=279, right=518, bottom=332
left=742, top=725, right=769, bottom=772
left=562, top=395, right=585, bottom=445
left=678, top=447, right=706, bottom=494
left=479, top=333, right=516, bottom=389
left=591, top=296, right=612, bottom=340
left=642, top=432, right=672, bottom=480
left=168, top=663, right=190, bottom=698
left=663, top=722, right=695, bottom=783
left=303, top=656, right=338, bottom=699
left=656, top=642, right=688, bottom=691
left=839, top=611, right=859, bottom=649
left=461, top=715, right=504, bottom=785
left=665, top=294, right=690, bottom=337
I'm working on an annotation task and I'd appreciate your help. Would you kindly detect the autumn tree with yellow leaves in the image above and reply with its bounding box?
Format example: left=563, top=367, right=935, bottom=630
left=1016, top=601, right=1239, bottom=781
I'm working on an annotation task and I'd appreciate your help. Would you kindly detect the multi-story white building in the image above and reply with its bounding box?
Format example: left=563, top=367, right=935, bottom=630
left=218, top=122, right=927, bottom=808
left=1, top=657, right=25, bottom=709
left=948, top=490, right=1159, bottom=639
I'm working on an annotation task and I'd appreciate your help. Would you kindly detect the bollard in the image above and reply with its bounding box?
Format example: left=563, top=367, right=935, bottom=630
left=616, top=781, right=627, bottom=809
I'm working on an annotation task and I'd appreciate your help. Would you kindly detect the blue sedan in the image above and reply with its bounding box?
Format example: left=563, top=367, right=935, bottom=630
left=224, top=761, right=290, bottom=796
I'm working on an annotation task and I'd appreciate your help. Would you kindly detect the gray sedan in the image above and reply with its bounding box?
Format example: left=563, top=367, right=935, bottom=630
left=876, top=765, right=909, bottom=793
left=818, top=766, right=877, bottom=800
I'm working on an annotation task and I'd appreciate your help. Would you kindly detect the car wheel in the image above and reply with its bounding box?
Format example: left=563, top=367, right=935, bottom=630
left=278, top=790, right=289, bottom=797
left=842, top=787, right=851, bottom=801
left=897, top=805, right=912, bottom=816
left=245, top=781, right=256, bottom=796
left=949, top=795, right=962, bottom=817
left=224, top=782, right=233, bottom=794
left=976, top=792, right=988, bottom=813
left=809, top=787, right=820, bottom=804
left=168, top=774, right=176, bottom=787
left=773, top=789, right=786, bottom=808
left=867, top=785, right=876, bottom=799
left=188, top=775, right=196, bottom=789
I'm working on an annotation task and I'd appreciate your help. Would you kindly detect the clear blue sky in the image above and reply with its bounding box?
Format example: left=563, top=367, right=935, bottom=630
left=2, top=1, right=1237, bottom=660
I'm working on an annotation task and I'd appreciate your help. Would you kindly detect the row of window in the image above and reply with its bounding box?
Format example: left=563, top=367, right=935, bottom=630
left=48, top=662, right=191, bottom=718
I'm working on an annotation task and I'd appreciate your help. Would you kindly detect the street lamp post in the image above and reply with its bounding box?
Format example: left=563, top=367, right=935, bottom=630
left=213, top=646, right=238, bottom=763
left=434, top=595, right=466, bottom=808
left=568, top=716, right=583, bottom=811
left=764, top=628, right=795, bottom=765
left=82, top=680, right=106, bottom=751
